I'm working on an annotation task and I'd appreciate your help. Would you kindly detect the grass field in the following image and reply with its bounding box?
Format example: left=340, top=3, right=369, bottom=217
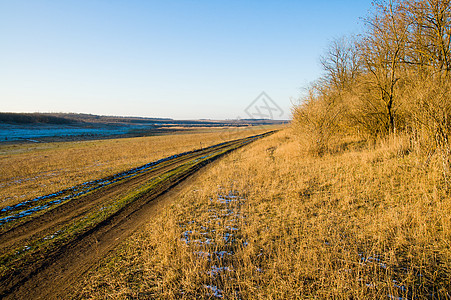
left=0, top=131, right=279, bottom=299
left=0, top=126, right=277, bottom=209
left=73, top=129, right=450, bottom=299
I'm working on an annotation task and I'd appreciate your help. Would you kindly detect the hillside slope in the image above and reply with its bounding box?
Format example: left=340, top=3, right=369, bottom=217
left=74, top=129, right=450, bottom=299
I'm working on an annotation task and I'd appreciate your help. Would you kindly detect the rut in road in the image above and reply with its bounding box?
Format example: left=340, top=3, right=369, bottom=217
left=0, top=139, right=241, bottom=251
left=0, top=131, right=276, bottom=300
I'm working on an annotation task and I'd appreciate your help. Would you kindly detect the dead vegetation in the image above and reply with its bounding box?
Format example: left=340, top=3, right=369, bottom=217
left=72, top=129, right=450, bottom=299
left=0, top=126, right=275, bottom=209
left=3, top=1, right=451, bottom=298
left=69, top=3, right=451, bottom=294
left=293, top=0, right=451, bottom=159
left=71, top=2, right=451, bottom=297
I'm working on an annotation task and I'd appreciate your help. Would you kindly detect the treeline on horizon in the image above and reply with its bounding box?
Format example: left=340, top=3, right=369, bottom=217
left=293, top=0, right=451, bottom=158
left=0, top=113, right=78, bottom=125
left=0, top=112, right=175, bottom=125
left=0, top=112, right=285, bottom=126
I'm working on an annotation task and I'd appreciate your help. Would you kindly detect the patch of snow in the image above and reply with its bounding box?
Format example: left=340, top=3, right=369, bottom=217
left=387, top=295, right=406, bottom=300
left=204, top=285, right=223, bottom=298
left=208, top=265, right=233, bottom=276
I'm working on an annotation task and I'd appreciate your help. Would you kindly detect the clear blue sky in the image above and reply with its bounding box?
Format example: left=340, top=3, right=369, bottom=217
left=0, top=0, right=372, bottom=120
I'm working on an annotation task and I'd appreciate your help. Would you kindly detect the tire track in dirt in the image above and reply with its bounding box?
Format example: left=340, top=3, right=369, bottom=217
left=0, top=142, right=239, bottom=251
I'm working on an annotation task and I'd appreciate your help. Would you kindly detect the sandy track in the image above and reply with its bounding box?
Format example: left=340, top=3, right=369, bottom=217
left=0, top=132, right=274, bottom=299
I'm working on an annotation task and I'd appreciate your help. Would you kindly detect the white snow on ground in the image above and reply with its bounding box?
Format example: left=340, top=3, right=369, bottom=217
left=0, top=148, right=205, bottom=226
left=204, top=285, right=223, bottom=298
left=1, top=135, right=263, bottom=226
left=180, top=191, right=248, bottom=298
left=181, top=190, right=413, bottom=298
left=355, top=253, right=410, bottom=297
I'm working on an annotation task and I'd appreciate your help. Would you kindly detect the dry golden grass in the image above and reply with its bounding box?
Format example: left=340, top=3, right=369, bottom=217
left=0, top=126, right=277, bottom=209
left=74, top=128, right=450, bottom=299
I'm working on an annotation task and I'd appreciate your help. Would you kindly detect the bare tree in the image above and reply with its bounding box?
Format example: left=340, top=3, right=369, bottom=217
left=358, top=0, right=410, bottom=135
left=320, top=36, right=361, bottom=94
left=403, top=0, right=451, bottom=78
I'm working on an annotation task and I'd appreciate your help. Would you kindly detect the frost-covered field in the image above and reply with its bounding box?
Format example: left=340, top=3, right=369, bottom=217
left=0, top=123, right=156, bottom=142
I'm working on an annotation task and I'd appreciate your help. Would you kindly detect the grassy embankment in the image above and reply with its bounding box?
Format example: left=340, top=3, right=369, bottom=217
left=0, top=126, right=276, bottom=209
left=75, top=129, right=450, bottom=299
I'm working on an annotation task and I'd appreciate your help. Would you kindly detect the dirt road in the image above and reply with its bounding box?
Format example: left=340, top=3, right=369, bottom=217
left=0, top=131, right=275, bottom=299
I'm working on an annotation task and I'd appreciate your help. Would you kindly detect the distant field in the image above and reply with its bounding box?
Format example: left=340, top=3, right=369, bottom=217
left=0, top=125, right=282, bottom=209
left=0, top=123, right=137, bottom=142
left=0, top=112, right=286, bottom=142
